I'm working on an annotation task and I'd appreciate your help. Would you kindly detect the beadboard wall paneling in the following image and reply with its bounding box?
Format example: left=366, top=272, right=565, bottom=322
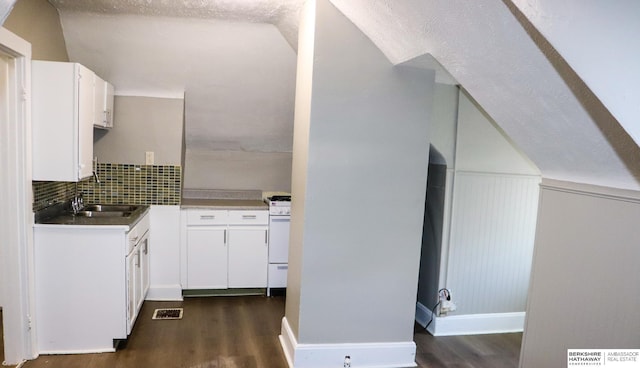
left=446, top=172, right=540, bottom=314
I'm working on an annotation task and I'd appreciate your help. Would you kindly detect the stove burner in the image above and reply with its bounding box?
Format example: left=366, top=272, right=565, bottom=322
left=269, top=195, right=291, bottom=202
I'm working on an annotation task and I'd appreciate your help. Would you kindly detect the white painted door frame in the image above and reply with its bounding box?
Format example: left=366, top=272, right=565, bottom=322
left=0, top=26, right=37, bottom=365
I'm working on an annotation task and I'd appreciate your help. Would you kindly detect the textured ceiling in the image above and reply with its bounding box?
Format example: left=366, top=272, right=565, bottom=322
left=511, top=0, right=640, bottom=153
left=47, top=0, right=640, bottom=190
left=50, top=0, right=304, bottom=50
left=329, top=0, right=640, bottom=190
left=58, top=10, right=297, bottom=153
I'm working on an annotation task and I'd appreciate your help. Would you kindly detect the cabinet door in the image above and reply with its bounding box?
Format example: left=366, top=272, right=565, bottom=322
left=228, top=227, right=268, bottom=288
left=140, top=236, right=150, bottom=298
left=135, top=247, right=144, bottom=313
left=105, top=81, right=114, bottom=128
left=186, top=227, right=227, bottom=289
left=32, top=61, right=94, bottom=181
left=126, top=247, right=138, bottom=335
left=93, top=75, right=106, bottom=128
left=92, top=77, right=115, bottom=129
left=77, top=64, right=94, bottom=180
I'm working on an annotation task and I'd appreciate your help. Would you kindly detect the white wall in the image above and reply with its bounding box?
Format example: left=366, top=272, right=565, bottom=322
left=429, top=83, right=458, bottom=165
left=94, top=96, right=184, bottom=166
left=147, top=206, right=182, bottom=300
left=183, top=150, right=292, bottom=191
left=521, top=180, right=640, bottom=368
left=456, top=91, right=539, bottom=175
left=282, top=0, right=434, bottom=365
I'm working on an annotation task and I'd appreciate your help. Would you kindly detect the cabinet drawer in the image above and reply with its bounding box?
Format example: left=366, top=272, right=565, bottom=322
left=186, top=210, right=228, bottom=225
left=228, top=210, right=268, bottom=225
left=128, top=213, right=150, bottom=252
left=268, top=264, right=288, bottom=288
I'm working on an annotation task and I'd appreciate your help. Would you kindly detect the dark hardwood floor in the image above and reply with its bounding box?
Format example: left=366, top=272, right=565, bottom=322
left=414, top=324, right=522, bottom=368
left=23, top=296, right=287, bottom=368
left=21, top=296, right=521, bottom=368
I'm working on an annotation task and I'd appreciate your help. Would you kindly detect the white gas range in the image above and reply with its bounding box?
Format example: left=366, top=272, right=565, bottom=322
left=265, top=195, right=291, bottom=296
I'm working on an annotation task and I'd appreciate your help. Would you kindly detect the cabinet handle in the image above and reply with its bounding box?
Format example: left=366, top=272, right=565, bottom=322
left=200, top=215, right=216, bottom=220
left=143, top=240, right=148, bottom=255
left=277, top=265, right=288, bottom=270
left=265, top=230, right=268, bottom=244
left=224, top=229, right=227, bottom=244
left=242, top=215, right=257, bottom=219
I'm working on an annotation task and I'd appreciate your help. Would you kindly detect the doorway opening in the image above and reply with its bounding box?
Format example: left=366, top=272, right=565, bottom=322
left=416, top=145, right=447, bottom=332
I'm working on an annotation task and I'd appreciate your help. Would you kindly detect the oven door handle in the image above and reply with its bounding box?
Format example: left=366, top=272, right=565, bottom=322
left=270, top=217, right=290, bottom=222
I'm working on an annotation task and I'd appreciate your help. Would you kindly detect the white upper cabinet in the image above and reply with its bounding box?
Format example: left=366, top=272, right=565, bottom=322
left=93, top=74, right=114, bottom=129
left=32, top=61, right=94, bottom=181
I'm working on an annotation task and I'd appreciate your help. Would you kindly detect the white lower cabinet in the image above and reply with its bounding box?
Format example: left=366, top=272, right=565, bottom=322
left=34, top=213, right=150, bottom=354
left=182, top=209, right=268, bottom=290
left=126, top=231, right=149, bottom=335
left=126, top=247, right=139, bottom=333
left=140, top=235, right=150, bottom=298
left=187, top=227, right=227, bottom=289
left=228, top=227, right=268, bottom=288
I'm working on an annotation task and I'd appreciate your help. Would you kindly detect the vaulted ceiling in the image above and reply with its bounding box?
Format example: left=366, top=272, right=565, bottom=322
left=10, top=0, right=640, bottom=190
left=329, top=0, right=640, bottom=190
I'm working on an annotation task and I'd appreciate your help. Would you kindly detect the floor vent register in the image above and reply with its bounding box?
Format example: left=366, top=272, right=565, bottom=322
left=152, top=308, right=184, bottom=320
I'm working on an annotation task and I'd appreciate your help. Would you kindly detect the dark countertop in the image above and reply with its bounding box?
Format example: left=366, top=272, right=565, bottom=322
left=180, top=198, right=268, bottom=210
left=35, top=205, right=150, bottom=228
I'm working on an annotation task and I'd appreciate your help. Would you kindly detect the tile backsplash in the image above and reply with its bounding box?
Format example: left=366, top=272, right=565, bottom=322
left=32, top=181, right=77, bottom=211
left=33, top=163, right=182, bottom=211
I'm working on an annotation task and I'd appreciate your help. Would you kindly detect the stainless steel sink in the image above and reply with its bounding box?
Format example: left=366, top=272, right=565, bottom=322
left=83, top=204, right=141, bottom=212
left=34, top=202, right=148, bottom=224
left=75, top=210, right=133, bottom=218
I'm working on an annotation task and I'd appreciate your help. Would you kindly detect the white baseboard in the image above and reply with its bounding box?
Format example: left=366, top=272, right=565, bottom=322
left=146, top=285, right=183, bottom=301
left=38, top=347, right=115, bottom=355
left=435, top=312, right=525, bottom=336
left=279, top=317, right=417, bottom=368
left=416, top=302, right=524, bottom=336
left=415, top=302, right=525, bottom=336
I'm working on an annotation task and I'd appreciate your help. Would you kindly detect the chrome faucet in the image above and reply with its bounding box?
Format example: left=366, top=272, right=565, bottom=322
left=93, top=157, right=101, bottom=184
left=71, top=194, right=84, bottom=215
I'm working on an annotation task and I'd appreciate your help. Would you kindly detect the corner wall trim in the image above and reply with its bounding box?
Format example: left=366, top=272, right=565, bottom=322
left=415, top=302, right=436, bottom=335
left=279, top=317, right=417, bottom=368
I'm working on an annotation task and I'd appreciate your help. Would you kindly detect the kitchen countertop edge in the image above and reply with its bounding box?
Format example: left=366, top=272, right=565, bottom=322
left=180, top=198, right=268, bottom=210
